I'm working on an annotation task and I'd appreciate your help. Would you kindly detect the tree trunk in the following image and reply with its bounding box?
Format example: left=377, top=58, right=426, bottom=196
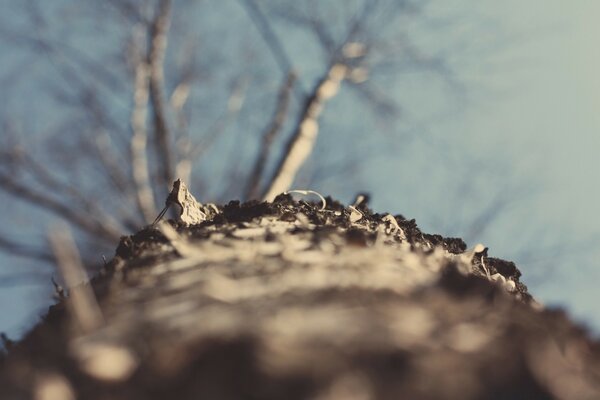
left=1, top=195, right=599, bottom=400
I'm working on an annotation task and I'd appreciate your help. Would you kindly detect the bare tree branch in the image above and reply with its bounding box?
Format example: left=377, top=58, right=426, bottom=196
left=0, top=0, right=493, bottom=283
left=0, top=3, right=125, bottom=104
left=348, top=81, right=400, bottom=119
left=244, top=72, right=296, bottom=200
left=263, top=63, right=347, bottom=201
left=0, top=233, right=54, bottom=263
left=185, top=75, right=249, bottom=164
left=87, top=132, right=134, bottom=200
left=465, top=194, right=513, bottom=242
left=258, top=1, right=387, bottom=201
left=171, top=45, right=197, bottom=185
left=8, top=149, right=128, bottom=236
left=129, top=24, right=157, bottom=224
left=0, top=172, right=121, bottom=243
left=0, top=271, right=51, bottom=288
left=104, top=0, right=145, bottom=24
left=238, top=0, right=305, bottom=99
left=306, top=7, right=337, bottom=56
left=148, top=0, right=175, bottom=189
left=170, top=72, right=193, bottom=133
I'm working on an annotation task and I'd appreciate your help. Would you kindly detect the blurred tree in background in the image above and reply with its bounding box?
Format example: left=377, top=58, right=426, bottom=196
left=0, top=0, right=523, bottom=278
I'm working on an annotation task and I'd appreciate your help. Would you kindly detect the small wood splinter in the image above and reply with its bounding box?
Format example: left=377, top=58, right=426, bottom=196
left=152, top=179, right=210, bottom=226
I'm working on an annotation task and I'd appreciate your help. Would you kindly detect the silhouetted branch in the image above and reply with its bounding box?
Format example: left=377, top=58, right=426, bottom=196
left=185, top=75, right=249, bottom=163
left=0, top=132, right=127, bottom=239
left=87, top=132, right=132, bottom=198
left=0, top=271, right=51, bottom=288
left=465, top=194, right=512, bottom=241
left=349, top=82, right=400, bottom=119
left=244, top=72, right=296, bottom=200
left=0, top=0, right=479, bottom=280
left=0, top=141, right=106, bottom=227
left=16, top=151, right=127, bottom=235
left=129, top=24, right=157, bottom=224
left=238, top=0, right=304, bottom=99
left=171, top=46, right=197, bottom=185
left=0, top=234, right=54, bottom=263
left=0, top=29, right=121, bottom=98
left=0, top=171, right=121, bottom=243
left=148, top=0, right=175, bottom=189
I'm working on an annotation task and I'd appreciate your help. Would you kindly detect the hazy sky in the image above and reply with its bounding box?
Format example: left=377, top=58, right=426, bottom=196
left=0, top=1, right=599, bottom=338
left=474, top=1, right=600, bottom=327
left=375, top=1, right=600, bottom=329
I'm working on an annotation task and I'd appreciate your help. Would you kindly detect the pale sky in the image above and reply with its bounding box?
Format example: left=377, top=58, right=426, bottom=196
left=371, top=1, right=600, bottom=330
left=0, top=1, right=599, bottom=338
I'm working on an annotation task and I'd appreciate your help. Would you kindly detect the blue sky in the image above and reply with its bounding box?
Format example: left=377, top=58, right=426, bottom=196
left=377, top=1, right=600, bottom=328
left=0, top=1, right=599, bottom=338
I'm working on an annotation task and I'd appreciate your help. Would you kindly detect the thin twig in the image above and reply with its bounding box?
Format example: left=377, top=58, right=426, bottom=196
left=285, top=189, right=327, bottom=210
left=78, top=87, right=132, bottom=174
left=184, top=75, right=249, bottom=164
left=0, top=19, right=122, bottom=98
left=0, top=233, right=54, bottom=262
left=10, top=149, right=128, bottom=235
left=0, top=172, right=122, bottom=243
left=0, top=271, right=50, bottom=288
left=238, top=0, right=305, bottom=99
left=244, top=72, right=296, bottom=200
left=129, top=23, right=157, bottom=224
left=170, top=53, right=200, bottom=186
left=259, top=1, right=382, bottom=201
left=148, top=0, right=174, bottom=189
left=86, top=132, right=142, bottom=232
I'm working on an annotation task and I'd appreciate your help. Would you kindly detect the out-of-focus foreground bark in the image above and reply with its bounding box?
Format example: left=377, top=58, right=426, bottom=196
left=1, top=195, right=599, bottom=400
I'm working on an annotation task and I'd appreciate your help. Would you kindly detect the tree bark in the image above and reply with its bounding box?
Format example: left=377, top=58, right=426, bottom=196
left=1, top=196, right=599, bottom=400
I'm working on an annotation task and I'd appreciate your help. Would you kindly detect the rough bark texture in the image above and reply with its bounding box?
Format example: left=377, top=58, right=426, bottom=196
left=1, top=195, right=600, bottom=400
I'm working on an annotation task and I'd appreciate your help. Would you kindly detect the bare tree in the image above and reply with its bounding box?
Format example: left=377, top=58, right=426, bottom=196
left=0, top=0, right=476, bottom=273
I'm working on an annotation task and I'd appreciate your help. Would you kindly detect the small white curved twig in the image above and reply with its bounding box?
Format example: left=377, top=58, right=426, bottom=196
left=284, top=189, right=327, bottom=210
